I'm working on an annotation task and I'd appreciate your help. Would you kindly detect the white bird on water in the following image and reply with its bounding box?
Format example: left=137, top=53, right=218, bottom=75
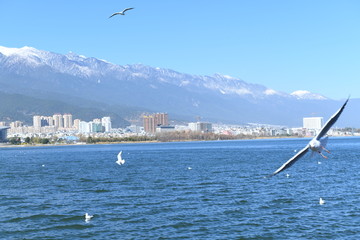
left=116, top=151, right=125, bottom=165
left=109, top=8, right=134, bottom=18
left=319, top=198, right=326, bottom=205
left=268, top=97, right=349, bottom=177
left=85, top=213, right=93, bottom=222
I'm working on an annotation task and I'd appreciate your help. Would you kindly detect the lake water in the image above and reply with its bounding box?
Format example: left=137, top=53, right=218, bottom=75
left=1, top=137, right=360, bottom=239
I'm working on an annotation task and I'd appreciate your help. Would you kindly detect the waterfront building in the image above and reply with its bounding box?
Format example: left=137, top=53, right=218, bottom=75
left=45, top=116, right=54, bottom=126
left=33, top=115, right=42, bottom=129
left=188, top=122, right=213, bottom=133
left=101, top=117, right=112, bottom=132
left=143, top=115, right=156, bottom=133
left=156, top=125, right=175, bottom=133
left=303, top=117, right=323, bottom=130
left=0, top=126, right=9, bottom=142
left=10, top=121, right=23, bottom=128
left=53, top=114, right=64, bottom=129
left=127, top=125, right=143, bottom=134
left=63, top=114, right=73, bottom=129
left=90, top=121, right=103, bottom=133
left=154, top=113, right=168, bottom=126
left=79, top=121, right=90, bottom=133
left=93, top=118, right=101, bottom=124
left=33, top=115, right=54, bottom=128
left=143, top=113, right=169, bottom=133
left=73, top=119, right=81, bottom=130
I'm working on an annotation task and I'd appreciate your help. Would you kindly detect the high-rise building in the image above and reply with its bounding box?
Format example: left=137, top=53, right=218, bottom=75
left=34, top=115, right=54, bottom=128
left=303, top=117, right=323, bottom=130
left=0, top=126, right=9, bottom=142
left=53, top=114, right=64, bottom=129
left=154, top=113, right=168, bottom=126
left=89, top=121, right=103, bottom=133
left=45, top=116, right=54, bottom=126
left=33, top=115, right=42, bottom=129
left=143, top=113, right=169, bottom=133
left=143, top=115, right=155, bottom=133
left=102, top=117, right=112, bottom=132
left=79, top=121, right=90, bottom=133
left=93, top=118, right=101, bottom=123
left=73, top=119, right=81, bottom=130
left=10, top=121, right=23, bottom=128
left=63, top=114, right=73, bottom=129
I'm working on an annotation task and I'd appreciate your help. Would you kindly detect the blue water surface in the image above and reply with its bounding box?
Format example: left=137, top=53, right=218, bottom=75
left=1, top=137, right=360, bottom=239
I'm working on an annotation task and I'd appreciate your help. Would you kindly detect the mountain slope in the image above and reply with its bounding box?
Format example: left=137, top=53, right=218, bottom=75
left=0, top=92, right=130, bottom=127
left=0, top=46, right=356, bottom=127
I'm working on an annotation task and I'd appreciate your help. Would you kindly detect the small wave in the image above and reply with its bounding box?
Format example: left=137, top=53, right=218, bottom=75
left=79, top=178, right=94, bottom=182
left=93, top=189, right=112, bottom=193
left=44, top=224, right=93, bottom=231
left=169, top=221, right=195, bottom=229
left=6, top=214, right=66, bottom=223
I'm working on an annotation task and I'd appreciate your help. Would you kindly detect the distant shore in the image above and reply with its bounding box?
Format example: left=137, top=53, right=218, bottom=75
left=0, top=136, right=302, bottom=148
left=1, top=135, right=357, bottom=148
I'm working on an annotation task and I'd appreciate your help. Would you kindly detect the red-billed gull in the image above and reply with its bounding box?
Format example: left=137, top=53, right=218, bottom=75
left=116, top=151, right=125, bottom=165
left=268, top=97, right=349, bottom=177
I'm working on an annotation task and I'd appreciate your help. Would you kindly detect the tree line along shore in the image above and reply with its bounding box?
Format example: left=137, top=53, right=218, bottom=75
left=5, top=131, right=277, bottom=146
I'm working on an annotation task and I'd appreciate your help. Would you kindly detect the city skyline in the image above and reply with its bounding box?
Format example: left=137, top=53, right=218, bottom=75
left=1, top=108, right=357, bottom=144
left=1, top=1, right=360, bottom=99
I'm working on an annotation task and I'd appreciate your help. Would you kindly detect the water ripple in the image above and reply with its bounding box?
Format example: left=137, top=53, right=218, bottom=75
left=1, top=138, right=360, bottom=239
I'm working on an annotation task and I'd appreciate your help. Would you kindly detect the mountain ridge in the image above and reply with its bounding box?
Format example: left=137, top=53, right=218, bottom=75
left=0, top=46, right=325, bottom=101
left=0, top=45, right=357, bottom=127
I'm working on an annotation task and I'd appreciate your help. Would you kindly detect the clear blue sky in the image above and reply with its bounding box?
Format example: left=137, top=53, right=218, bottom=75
left=1, top=0, right=359, bottom=99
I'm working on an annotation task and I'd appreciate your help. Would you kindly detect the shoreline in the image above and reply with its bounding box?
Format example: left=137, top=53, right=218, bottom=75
left=0, top=135, right=358, bottom=148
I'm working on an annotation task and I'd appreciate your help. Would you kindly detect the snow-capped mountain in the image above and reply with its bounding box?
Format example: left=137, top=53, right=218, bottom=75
left=0, top=46, right=319, bottom=100
left=291, top=90, right=327, bottom=100
left=0, top=46, right=355, bottom=126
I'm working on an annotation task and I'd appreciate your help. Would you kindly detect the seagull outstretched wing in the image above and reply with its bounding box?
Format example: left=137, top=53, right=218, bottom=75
left=315, top=97, right=349, bottom=140
left=267, top=145, right=310, bottom=177
left=267, top=97, right=349, bottom=178
left=122, top=7, right=134, bottom=13
left=109, top=13, right=119, bottom=18
left=109, top=7, right=134, bottom=18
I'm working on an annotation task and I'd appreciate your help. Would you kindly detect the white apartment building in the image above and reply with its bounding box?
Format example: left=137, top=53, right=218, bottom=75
left=188, top=122, right=213, bottom=133
left=303, top=117, right=323, bottom=130
left=63, top=114, right=73, bottom=129
left=102, top=117, right=112, bottom=132
left=79, top=121, right=91, bottom=133
left=33, top=115, right=42, bottom=129
left=53, top=114, right=64, bottom=129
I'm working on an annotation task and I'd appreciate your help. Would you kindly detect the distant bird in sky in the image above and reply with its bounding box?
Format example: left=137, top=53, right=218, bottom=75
left=268, top=97, right=349, bottom=177
left=109, top=8, right=134, bottom=18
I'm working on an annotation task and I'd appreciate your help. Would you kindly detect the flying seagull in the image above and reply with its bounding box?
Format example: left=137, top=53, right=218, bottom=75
left=109, top=8, right=134, bottom=18
left=116, top=151, right=125, bottom=165
left=268, top=97, right=349, bottom=177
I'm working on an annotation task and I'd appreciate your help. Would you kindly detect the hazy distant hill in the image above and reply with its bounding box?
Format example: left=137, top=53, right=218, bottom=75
left=0, top=92, right=131, bottom=127
left=0, top=46, right=357, bottom=127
